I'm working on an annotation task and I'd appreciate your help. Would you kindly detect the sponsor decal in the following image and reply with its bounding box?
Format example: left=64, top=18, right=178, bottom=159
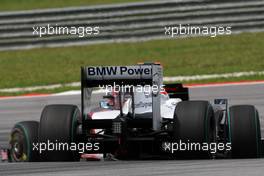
left=87, top=66, right=151, bottom=76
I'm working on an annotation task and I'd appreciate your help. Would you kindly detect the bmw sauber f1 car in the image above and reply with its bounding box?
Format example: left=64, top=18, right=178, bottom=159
left=5, top=63, right=263, bottom=162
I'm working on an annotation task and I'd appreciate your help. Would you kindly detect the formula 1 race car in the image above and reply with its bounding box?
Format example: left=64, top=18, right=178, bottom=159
left=7, top=63, right=263, bottom=162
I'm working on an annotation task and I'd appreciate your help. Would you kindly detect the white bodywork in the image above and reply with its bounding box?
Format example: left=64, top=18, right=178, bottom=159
left=91, top=92, right=182, bottom=120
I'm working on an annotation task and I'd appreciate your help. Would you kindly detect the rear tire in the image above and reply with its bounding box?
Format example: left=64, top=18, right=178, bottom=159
left=9, top=121, right=39, bottom=162
left=38, top=104, right=81, bottom=161
left=173, top=101, right=216, bottom=158
left=229, top=105, right=261, bottom=158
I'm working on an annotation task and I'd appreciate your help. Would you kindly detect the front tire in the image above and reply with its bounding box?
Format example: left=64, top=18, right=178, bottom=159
left=9, top=121, right=39, bottom=162
left=229, top=105, right=261, bottom=158
left=38, top=104, right=81, bottom=161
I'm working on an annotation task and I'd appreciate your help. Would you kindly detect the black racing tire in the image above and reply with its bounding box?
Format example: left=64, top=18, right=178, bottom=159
left=38, top=104, right=81, bottom=161
left=9, top=121, right=39, bottom=162
left=229, top=105, right=261, bottom=158
left=173, top=101, right=216, bottom=158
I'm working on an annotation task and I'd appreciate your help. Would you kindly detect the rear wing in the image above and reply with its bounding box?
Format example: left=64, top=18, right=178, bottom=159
left=81, top=63, right=163, bottom=130
left=81, top=65, right=160, bottom=87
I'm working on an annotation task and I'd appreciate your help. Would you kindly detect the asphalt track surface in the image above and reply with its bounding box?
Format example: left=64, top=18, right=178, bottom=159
left=0, top=83, right=264, bottom=176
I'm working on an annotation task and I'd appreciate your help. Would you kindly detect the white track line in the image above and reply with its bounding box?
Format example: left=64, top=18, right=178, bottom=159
left=0, top=80, right=264, bottom=100
left=0, top=82, right=80, bottom=93
left=185, top=80, right=264, bottom=88
left=1, top=71, right=264, bottom=93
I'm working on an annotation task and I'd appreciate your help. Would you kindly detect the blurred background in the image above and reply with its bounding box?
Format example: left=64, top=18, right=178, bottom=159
left=0, top=0, right=263, bottom=95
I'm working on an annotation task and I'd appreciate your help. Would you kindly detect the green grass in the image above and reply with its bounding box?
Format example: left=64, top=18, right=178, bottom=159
left=0, top=32, right=263, bottom=91
left=0, top=0, right=145, bottom=11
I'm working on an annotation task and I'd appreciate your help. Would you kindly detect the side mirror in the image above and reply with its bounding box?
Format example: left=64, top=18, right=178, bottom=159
left=99, top=100, right=110, bottom=109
